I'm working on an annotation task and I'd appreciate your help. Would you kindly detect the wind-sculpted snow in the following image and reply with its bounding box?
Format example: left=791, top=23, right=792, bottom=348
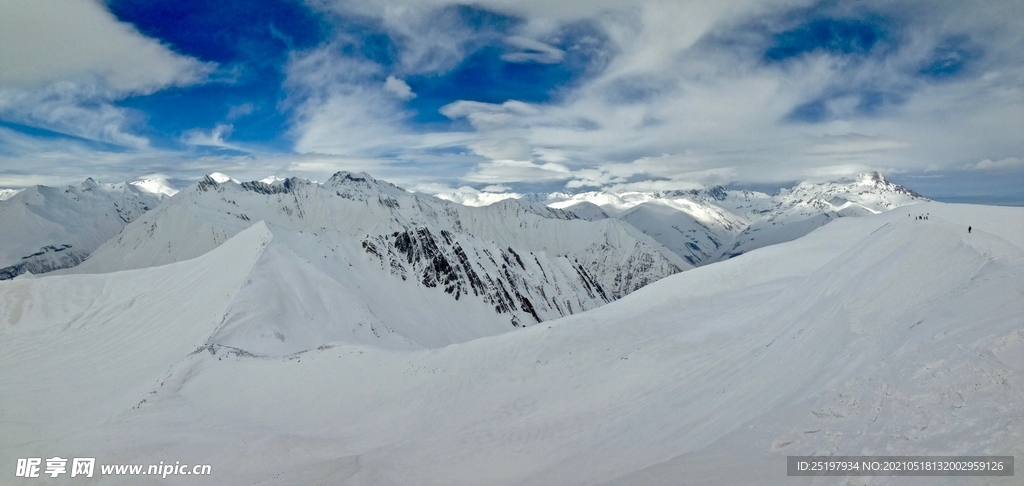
left=70, top=172, right=683, bottom=352
left=2, top=203, right=1019, bottom=485
left=0, top=178, right=165, bottom=280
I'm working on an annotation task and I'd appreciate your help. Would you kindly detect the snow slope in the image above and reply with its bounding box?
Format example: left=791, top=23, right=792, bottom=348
left=67, top=173, right=684, bottom=349
left=2, top=202, right=1019, bottom=485
left=0, top=179, right=165, bottom=280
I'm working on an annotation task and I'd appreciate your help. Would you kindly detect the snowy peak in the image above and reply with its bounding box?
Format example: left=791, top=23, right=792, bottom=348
left=772, top=172, right=926, bottom=214
left=324, top=171, right=409, bottom=201
left=208, top=172, right=237, bottom=184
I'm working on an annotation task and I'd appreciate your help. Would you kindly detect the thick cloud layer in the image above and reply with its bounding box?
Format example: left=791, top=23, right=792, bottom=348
left=0, top=0, right=1021, bottom=202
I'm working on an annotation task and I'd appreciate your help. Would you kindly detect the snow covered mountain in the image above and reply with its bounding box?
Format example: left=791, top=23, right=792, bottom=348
left=719, top=171, right=927, bottom=259
left=438, top=172, right=927, bottom=266
left=70, top=172, right=685, bottom=352
left=0, top=178, right=166, bottom=280
left=0, top=188, right=19, bottom=201
left=2, top=202, right=1019, bottom=485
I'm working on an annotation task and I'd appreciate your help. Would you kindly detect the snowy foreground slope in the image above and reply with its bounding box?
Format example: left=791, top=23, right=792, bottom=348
left=2, top=202, right=1020, bottom=485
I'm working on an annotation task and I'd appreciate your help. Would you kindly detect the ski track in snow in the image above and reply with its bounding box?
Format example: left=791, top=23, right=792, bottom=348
left=1, top=203, right=1021, bottom=485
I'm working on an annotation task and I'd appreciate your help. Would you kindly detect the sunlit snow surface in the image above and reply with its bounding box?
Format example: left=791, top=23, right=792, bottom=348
left=1, top=203, right=1021, bottom=485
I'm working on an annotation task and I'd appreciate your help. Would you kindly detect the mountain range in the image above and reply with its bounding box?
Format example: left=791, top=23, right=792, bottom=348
left=0, top=170, right=929, bottom=356
left=47, top=172, right=686, bottom=352
left=439, top=171, right=927, bottom=265
left=0, top=173, right=926, bottom=347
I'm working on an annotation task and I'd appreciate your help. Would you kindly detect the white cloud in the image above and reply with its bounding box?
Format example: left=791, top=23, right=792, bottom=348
left=964, top=157, right=1024, bottom=171
left=803, top=134, right=911, bottom=155
left=0, top=0, right=212, bottom=92
left=384, top=76, right=416, bottom=100
left=463, top=159, right=572, bottom=184
left=285, top=45, right=414, bottom=157
left=311, top=1, right=490, bottom=75
left=0, top=0, right=214, bottom=149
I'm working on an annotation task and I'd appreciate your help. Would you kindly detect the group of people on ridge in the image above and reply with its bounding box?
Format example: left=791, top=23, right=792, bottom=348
left=908, top=212, right=972, bottom=233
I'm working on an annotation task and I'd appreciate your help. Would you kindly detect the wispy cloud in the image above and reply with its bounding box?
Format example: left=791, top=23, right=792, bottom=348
left=182, top=124, right=250, bottom=152
left=502, top=36, right=565, bottom=64
left=0, top=82, right=150, bottom=148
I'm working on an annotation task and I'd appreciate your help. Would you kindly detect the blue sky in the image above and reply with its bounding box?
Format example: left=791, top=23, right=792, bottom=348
left=0, top=0, right=1021, bottom=202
